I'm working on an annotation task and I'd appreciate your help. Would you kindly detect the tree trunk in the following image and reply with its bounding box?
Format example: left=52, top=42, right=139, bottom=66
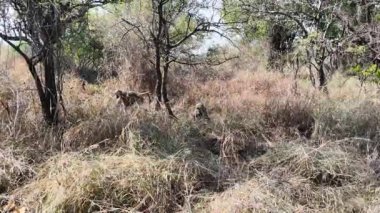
left=162, top=63, right=176, bottom=118
left=27, top=62, right=56, bottom=124
left=308, top=65, right=316, bottom=88
left=317, top=65, right=328, bottom=93
left=292, top=56, right=300, bottom=95
left=154, top=1, right=164, bottom=111
left=154, top=45, right=162, bottom=111
left=43, top=49, right=59, bottom=124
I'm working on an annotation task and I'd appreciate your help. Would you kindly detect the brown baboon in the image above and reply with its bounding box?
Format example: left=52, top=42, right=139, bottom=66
left=115, top=90, right=151, bottom=109
left=193, top=102, right=210, bottom=120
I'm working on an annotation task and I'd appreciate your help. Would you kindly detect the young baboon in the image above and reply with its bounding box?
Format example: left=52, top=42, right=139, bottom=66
left=193, top=102, right=210, bottom=120
left=115, top=90, right=151, bottom=109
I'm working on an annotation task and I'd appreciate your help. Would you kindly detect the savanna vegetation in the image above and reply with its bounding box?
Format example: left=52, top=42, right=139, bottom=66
left=0, top=0, right=379, bottom=212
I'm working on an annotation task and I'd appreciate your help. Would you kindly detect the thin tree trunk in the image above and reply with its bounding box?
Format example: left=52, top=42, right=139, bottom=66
left=292, top=56, right=300, bottom=95
left=160, top=7, right=176, bottom=119
left=306, top=49, right=316, bottom=88
left=317, top=65, right=328, bottom=94
left=28, top=63, right=53, bottom=124
left=154, top=44, right=162, bottom=111
left=318, top=67, right=326, bottom=89
left=43, top=48, right=59, bottom=124
left=162, top=63, right=176, bottom=118
left=318, top=49, right=328, bottom=93
left=308, top=65, right=316, bottom=88
left=154, top=1, right=164, bottom=111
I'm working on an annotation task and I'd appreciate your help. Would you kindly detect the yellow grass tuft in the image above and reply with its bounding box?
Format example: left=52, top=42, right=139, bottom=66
left=0, top=149, right=35, bottom=193
left=13, top=153, right=213, bottom=212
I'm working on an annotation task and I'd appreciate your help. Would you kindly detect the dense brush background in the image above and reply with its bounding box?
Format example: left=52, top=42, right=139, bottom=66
left=1, top=2, right=380, bottom=213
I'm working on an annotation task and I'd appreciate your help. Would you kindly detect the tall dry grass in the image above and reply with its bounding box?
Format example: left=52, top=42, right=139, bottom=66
left=12, top=154, right=215, bottom=212
left=1, top=50, right=380, bottom=212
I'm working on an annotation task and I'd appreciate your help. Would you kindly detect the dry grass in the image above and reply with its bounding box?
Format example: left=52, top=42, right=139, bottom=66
left=251, top=141, right=370, bottom=186
left=314, top=99, right=380, bottom=141
left=205, top=174, right=374, bottom=213
left=11, top=154, right=214, bottom=212
left=0, top=149, right=34, bottom=194
left=205, top=176, right=295, bottom=213
left=1, top=51, right=380, bottom=212
left=207, top=140, right=378, bottom=212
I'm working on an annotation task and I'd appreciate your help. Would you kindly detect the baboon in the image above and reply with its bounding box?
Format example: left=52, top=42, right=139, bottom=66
left=115, top=90, right=151, bottom=109
left=193, top=102, right=210, bottom=120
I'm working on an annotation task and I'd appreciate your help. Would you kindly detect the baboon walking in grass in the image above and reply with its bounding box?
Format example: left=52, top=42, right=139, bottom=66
left=115, top=90, right=151, bottom=110
left=193, top=102, right=210, bottom=120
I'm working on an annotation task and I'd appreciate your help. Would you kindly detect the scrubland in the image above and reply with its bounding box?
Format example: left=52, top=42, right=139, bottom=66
left=1, top=50, right=380, bottom=212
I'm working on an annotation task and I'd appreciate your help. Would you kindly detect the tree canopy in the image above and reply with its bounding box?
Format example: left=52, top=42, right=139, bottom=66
left=223, top=0, right=380, bottom=89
